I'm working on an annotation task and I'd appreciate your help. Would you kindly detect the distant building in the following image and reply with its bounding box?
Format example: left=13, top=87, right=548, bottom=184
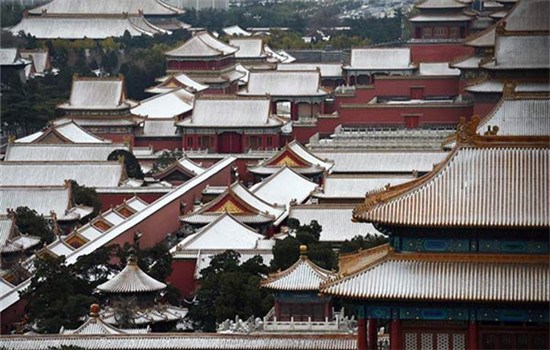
left=165, top=32, right=243, bottom=94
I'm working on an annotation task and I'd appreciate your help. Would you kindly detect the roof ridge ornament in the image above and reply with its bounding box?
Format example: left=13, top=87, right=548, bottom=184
left=502, top=81, right=517, bottom=99
left=456, top=116, right=480, bottom=146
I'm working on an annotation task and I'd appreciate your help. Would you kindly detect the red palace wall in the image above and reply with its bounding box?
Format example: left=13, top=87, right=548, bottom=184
left=95, top=133, right=134, bottom=147
left=167, top=259, right=197, bottom=298
left=409, top=43, right=474, bottom=63
left=1, top=299, right=27, bottom=334
left=472, top=100, right=499, bottom=118
left=134, top=137, right=181, bottom=152
left=97, top=192, right=166, bottom=211
left=338, top=104, right=473, bottom=126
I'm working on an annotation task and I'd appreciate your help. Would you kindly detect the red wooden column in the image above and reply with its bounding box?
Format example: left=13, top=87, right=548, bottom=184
left=367, top=318, right=378, bottom=350
left=357, top=316, right=367, bottom=350
left=290, top=102, right=298, bottom=121
left=390, top=319, right=402, bottom=350
left=468, top=321, right=478, bottom=350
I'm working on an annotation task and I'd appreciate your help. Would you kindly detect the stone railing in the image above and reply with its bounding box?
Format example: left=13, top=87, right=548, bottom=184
left=262, top=308, right=353, bottom=332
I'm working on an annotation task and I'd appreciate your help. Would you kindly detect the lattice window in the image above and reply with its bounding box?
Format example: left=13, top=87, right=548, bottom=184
left=421, top=333, right=434, bottom=349
left=404, top=333, right=417, bottom=350
left=453, top=333, right=466, bottom=350
left=437, top=333, right=450, bottom=350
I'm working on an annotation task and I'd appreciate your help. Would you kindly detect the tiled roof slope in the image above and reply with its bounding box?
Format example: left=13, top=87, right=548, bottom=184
left=60, top=77, right=129, bottom=110
left=483, top=35, right=550, bottom=70
left=321, top=251, right=549, bottom=302
left=353, top=118, right=550, bottom=228
left=4, top=144, right=126, bottom=162
left=478, top=96, right=550, bottom=136
left=0, top=334, right=356, bottom=350
left=0, top=162, right=124, bottom=188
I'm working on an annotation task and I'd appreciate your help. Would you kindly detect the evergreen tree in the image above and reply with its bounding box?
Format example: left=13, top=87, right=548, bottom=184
left=14, top=207, right=55, bottom=244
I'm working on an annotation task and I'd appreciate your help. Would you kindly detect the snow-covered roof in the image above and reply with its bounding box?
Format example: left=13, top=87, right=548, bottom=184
left=465, top=80, right=550, bottom=93
left=0, top=48, right=29, bottom=66
left=132, top=88, right=194, bottom=119
left=347, top=48, right=415, bottom=70
left=483, top=35, right=550, bottom=70
left=19, top=49, right=50, bottom=73
left=250, top=166, right=317, bottom=208
left=0, top=186, right=71, bottom=219
left=503, top=0, right=550, bottom=32
left=165, top=32, right=238, bottom=57
left=9, top=15, right=167, bottom=40
left=229, top=38, right=266, bottom=58
left=288, top=205, right=383, bottom=242
left=172, top=213, right=265, bottom=251
left=223, top=25, right=252, bottom=37
left=409, top=14, right=472, bottom=22
left=313, top=175, right=414, bottom=200
left=29, top=0, right=183, bottom=15
left=277, top=63, right=343, bottom=78
left=264, top=46, right=296, bottom=63
left=239, top=71, right=328, bottom=97
left=15, top=121, right=109, bottom=144
left=61, top=76, right=130, bottom=110
left=314, top=151, right=448, bottom=173
left=0, top=162, right=124, bottom=188
left=418, top=62, right=460, bottom=76
left=4, top=143, right=126, bottom=162
left=177, top=96, right=284, bottom=128
left=97, top=256, right=166, bottom=293
left=478, top=96, right=550, bottom=136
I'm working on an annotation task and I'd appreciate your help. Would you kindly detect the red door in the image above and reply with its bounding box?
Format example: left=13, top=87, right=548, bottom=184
left=218, top=132, right=242, bottom=153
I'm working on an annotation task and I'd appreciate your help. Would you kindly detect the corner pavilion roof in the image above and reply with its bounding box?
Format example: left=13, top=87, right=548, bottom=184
left=320, top=248, right=549, bottom=303
left=96, top=256, right=166, bottom=294
left=261, top=247, right=336, bottom=291
left=131, top=88, right=194, bottom=119
left=248, top=141, right=334, bottom=175
left=165, top=32, right=238, bottom=58
left=28, top=0, right=183, bottom=16
left=353, top=117, right=550, bottom=228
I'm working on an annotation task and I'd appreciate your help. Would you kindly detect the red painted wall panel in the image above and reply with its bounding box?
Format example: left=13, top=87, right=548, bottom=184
left=409, top=43, right=474, bottom=63
left=167, top=259, right=198, bottom=298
